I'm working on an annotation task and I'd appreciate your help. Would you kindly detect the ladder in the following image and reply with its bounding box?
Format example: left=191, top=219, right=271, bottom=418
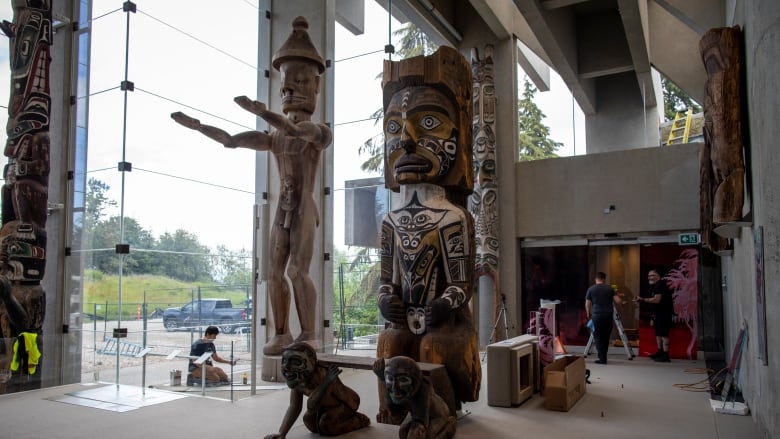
left=583, top=307, right=635, bottom=360
left=666, top=109, right=693, bottom=145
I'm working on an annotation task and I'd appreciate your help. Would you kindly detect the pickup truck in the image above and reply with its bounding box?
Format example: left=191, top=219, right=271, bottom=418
left=163, top=298, right=248, bottom=334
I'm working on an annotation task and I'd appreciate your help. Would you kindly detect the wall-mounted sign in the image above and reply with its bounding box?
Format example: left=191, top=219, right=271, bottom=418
left=678, top=233, right=700, bottom=245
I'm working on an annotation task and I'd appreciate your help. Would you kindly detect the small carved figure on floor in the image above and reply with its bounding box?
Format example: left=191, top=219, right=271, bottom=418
left=374, top=356, right=456, bottom=439
left=172, top=16, right=331, bottom=355
left=376, top=46, right=481, bottom=423
left=265, top=342, right=370, bottom=438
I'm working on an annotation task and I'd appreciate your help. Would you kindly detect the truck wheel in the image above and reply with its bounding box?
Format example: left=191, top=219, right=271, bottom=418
left=164, top=319, right=178, bottom=331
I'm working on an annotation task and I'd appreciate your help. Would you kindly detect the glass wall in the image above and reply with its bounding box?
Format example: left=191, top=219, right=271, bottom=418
left=0, top=0, right=443, bottom=395
left=73, top=0, right=260, bottom=396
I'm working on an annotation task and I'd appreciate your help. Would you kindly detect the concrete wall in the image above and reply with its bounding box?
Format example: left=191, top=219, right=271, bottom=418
left=585, top=71, right=662, bottom=153
left=514, top=143, right=701, bottom=238
left=722, top=1, right=780, bottom=437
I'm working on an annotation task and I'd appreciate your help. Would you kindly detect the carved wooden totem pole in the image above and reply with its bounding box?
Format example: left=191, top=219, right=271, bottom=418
left=469, top=45, right=501, bottom=328
left=172, top=16, right=330, bottom=356
left=376, top=46, right=481, bottom=425
left=699, top=26, right=745, bottom=252
left=0, top=0, right=51, bottom=393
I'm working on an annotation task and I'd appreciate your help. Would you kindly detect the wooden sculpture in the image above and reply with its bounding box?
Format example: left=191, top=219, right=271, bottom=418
left=172, top=16, right=331, bottom=355
left=0, top=0, right=52, bottom=394
left=699, top=26, right=745, bottom=251
left=265, top=342, right=370, bottom=438
left=376, top=46, right=481, bottom=424
left=374, top=356, right=456, bottom=439
left=469, top=45, right=501, bottom=328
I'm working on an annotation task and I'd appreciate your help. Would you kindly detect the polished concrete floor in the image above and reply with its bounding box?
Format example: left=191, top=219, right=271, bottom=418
left=0, top=350, right=763, bottom=439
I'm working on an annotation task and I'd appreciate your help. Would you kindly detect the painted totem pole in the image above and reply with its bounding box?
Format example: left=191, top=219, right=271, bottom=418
left=469, top=45, right=501, bottom=329
left=376, top=46, right=481, bottom=425
left=0, top=0, right=52, bottom=393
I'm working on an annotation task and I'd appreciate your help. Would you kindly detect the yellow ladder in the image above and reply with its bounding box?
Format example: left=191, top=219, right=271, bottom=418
left=666, top=109, right=693, bottom=145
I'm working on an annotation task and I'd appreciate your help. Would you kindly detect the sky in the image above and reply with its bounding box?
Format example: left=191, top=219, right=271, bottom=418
left=0, top=0, right=584, bottom=256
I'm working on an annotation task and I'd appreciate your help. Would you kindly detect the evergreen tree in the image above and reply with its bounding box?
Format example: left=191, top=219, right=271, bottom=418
left=662, top=76, right=702, bottom=121
left=517, top=77, right=562, bottom=161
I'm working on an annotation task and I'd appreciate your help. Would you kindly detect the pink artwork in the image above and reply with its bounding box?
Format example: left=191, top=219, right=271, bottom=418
left=663, top=249, right=699, bottom=359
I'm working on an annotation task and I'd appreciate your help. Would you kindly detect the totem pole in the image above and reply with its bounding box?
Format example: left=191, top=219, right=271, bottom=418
left=469, top=45, right=501, bottom=331
left=376, top=46, right=481, bottom=425
left=0, top=0, right=52, bottom=393
left=699, top=26, right=745, bottom=252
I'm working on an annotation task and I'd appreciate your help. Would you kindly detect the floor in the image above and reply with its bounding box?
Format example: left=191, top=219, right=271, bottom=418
left=0, top=350, right=763, bottom=439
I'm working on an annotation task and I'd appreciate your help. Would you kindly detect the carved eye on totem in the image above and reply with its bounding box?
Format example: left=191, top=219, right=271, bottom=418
left=419, top=115, right=442, bottom=130
left=386, top=120, right=402, bottom=135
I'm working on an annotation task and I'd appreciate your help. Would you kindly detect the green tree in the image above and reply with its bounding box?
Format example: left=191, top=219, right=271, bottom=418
left=662, top=77, right=702, bottom=121
left=212, top=245, right=252, bottom=285
left=155, top=230, right=213, bottom=282
left=89, top=215, right=158, bottom=274
left=517, top=77, right=562, bottom=161
left=84, top=177, right=117, bottom=230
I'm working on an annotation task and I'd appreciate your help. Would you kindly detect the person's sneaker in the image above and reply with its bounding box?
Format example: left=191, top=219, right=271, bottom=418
left=653, top=352, right=671, bottom=362
left=594, top=360, right=607, bottom=364
left=649, top=350, right=662, bottom=359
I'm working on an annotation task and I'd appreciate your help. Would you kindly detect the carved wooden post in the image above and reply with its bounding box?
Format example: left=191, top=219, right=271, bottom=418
left=699, top=26, right=745, bottom=251
left=376, top=46, right=481, bottom=424
left=0, top=0, right=52, bottom=393
left=469, top=45, right=501, bottom=331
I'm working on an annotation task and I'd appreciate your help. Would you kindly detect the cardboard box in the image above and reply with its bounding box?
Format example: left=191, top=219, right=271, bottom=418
left=543, top=355, right=587, bottom=411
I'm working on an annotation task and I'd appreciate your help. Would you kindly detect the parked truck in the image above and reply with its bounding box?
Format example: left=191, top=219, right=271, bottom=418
left=163, top=298, right=248, bottom=334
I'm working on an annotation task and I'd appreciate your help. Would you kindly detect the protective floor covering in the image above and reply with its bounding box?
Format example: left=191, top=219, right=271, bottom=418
left=46, top=383, right=187, bottom=412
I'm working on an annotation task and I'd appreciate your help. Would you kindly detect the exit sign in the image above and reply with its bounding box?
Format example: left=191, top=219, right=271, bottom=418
left=678, top=233, right=700, bottom=245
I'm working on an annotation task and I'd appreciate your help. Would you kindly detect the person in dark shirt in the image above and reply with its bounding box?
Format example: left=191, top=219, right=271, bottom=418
left=585, top=272, right=625, bottom=364
left=634, top=270, right=674, bottom=362
left=189, top=326, right=236, bottom=384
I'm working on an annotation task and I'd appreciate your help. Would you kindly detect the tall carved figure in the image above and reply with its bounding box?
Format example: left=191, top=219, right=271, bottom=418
left=376, top=46, right=481, bottom=424
left=0, top=0, right=51, bottom=394
left=699, top=26, right=745, bottom=252
left=469, top=45, right=501, bottom=327
left=172, top=16, right=330, bottom=355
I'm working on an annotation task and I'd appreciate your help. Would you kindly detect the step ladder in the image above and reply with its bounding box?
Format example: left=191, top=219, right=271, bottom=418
left=583, top=307, right=635, bottom=360
left=666, top=109, right=693, bottom=145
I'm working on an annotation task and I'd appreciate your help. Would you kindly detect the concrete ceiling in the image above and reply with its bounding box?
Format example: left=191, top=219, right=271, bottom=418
left=362, top=0, right=724, bottom=116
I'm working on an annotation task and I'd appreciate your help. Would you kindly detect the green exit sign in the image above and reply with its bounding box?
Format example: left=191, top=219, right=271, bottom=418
left=678, top=233, right=700, bottom=245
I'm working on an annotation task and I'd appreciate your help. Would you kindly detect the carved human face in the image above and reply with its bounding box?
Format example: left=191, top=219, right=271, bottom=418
left=384, top=357, right=421, bottom=405
left=279, top=59, right=320, bottom=115
left=385, top=86, right=458, bottom=185
left=281, top=349, right=314, bottom=388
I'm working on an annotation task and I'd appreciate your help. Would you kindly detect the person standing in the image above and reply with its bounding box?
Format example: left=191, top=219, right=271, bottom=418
left=189, top=326, right=236, bottom=385
left=634, top=269, right=674, bottom=362
left=585, top=272, right=624, bottom=364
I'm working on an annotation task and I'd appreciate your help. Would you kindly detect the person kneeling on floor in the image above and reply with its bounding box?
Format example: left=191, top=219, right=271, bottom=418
left=189, top=326, right=236, bottom=385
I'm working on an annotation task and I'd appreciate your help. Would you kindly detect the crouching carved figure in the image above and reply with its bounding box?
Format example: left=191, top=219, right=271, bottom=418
left=376, top=46, right=481, bottom=424
left=374, top=356, right=456, bottom=439
left=265, top=342, right=370, bottom=438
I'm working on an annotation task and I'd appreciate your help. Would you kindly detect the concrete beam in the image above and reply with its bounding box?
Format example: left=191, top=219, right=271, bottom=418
left=513, top=0, right=597, bottom=114
left=517, top=41, right=551, bottom=92
left=618, top=0, right=657, bottom=107
left=336, top=0, right=365, bottom=35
